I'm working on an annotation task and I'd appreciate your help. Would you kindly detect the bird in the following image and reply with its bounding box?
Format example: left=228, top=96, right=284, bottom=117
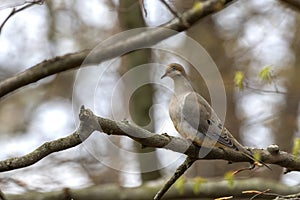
left=161, top=63, right=267, bottom=168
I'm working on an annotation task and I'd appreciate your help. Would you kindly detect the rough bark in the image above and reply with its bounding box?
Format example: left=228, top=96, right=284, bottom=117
left=4, top=178, right=300, bottom=200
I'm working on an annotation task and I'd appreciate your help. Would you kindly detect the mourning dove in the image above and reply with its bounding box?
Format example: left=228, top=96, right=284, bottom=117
left=161, top=63, right=266, bottom=167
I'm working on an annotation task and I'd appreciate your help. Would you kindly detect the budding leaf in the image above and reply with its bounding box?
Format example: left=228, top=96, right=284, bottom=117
left=234, top=71, right=244, bottom=89
left=253, top=151, right=261, bottom=162
left=259, top=66, right=272, bottom=83
left=193, top=177, right=206, bottom=195
left=224, top=171, right=235, bottom=188
left=292, top=138, right=300, bottom=159
left=175, top=176, right=186, bottom=195
left=193, top=1, right=203, bottom=11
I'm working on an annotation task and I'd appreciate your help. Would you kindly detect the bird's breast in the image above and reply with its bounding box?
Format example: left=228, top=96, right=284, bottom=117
left=169, top=95, right=198, bottom=139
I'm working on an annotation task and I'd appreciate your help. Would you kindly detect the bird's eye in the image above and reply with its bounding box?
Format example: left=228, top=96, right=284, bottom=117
left=171, top=66, right=176, bottom=70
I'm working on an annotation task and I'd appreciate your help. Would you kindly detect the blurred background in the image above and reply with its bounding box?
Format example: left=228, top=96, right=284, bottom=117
left=0, top=0, right=300, bottom=196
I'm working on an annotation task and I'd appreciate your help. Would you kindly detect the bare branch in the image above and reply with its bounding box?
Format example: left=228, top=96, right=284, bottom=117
left=0, top=106, right=300, bottom=173
left=0, top=106, right=95, bottom=172
left=160, top=0, right=181, bottom=19
left=154, top=157, right=196, bottom=200
left=280, top=0, right=300, bottom=10
left=0, top=0, right=233, bottom=99
left=244, top=84, right=288, bottom=95
left=159, top=0, right=190, bottom=27
left=139, top=0, right=148, bottom=17
left=0, top=0, right=45, bottom=34
left=275, top=192, right=300, bottom=200
left=5, top=178, right=300, bottom=200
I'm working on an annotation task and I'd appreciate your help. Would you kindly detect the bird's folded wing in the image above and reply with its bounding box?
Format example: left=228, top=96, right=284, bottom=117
left=182, top=92, right=237, bottom=150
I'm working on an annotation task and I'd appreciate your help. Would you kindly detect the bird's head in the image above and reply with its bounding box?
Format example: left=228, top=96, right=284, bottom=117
left=161, top=63, right=187, bottom=79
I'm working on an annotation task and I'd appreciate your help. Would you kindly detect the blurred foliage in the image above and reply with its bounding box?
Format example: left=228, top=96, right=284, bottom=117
left=259, top=66, right=273, bottom=83
left=193, top=1, right=203, bottom=11
left=175, top=176, right=186, bottom=195
left=192, top=176, right=207, bottom=195
left=253, top=151, right=262, bottom=162
left=292, top=138, right=300, bottom=159
left=234, top=71, right=244, bottom=90
left=224, top=171, right=235, bottom=188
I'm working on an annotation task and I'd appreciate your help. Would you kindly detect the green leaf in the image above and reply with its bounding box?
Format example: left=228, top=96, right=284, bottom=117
left=253, top=151, right=261, bottom=162
left=224, top=171, right=235, bottom=188
left=193, top=177, right=206, bottom=195
left=292, top=138, right=300, bottom=158
left=234, top=71, right=244, bottom=89
left=193, top=1, right=203, bottom=11
left=259, top=66, right=272, bottom=83
left=175, top=176, right=186, bottom=195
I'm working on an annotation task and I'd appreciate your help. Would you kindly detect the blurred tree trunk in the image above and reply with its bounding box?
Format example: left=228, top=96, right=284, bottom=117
left=45, top=1, right=76, bottom=101
left=47, top=1, right=121, bottom=185
left=0, top=2, right=76, bottom=134
left=117, top=0, right=161, bottom=182
left=273, top=15, right=300, bottom=166
left=264, top=14, right=300, bottom=180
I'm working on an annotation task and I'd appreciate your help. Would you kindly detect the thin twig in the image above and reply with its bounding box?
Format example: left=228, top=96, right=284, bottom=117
left=154, top=157, right=196, bottom=200
left=159, top=0, right=190, bottom=27
left=244, top=84, right=287, bottom=95
left=0, top=0, right=45, bottom=34
left=160, top=0, right=181, bottom=19
left=270, top=73, right=280, bottom=93
left=249, top=189, right=271, bottom=200
left=139, top=0, right=148, bottom=17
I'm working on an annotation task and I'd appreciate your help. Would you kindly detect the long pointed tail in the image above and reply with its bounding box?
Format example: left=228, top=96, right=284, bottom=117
left=240, top=150, right=271, bottom=170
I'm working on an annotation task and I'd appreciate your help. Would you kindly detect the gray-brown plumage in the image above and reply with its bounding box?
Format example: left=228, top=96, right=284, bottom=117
left=161, top=63, right=263, bottom=165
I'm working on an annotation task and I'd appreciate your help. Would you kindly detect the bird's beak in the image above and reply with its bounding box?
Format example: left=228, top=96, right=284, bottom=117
left=161, top=73, right=167, bottom=79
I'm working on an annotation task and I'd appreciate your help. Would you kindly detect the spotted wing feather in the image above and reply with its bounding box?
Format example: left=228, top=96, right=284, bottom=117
left=182, top=92, right=239, bottom=150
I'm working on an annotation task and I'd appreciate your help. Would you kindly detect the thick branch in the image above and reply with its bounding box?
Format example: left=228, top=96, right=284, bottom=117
left=0, top=106, right=299, bottom=173
left=0, top=0, right=233, bottom=99
left=4, top=179, right=300, bottom=200
left=0, top=107, right=97, bottom=172
left=93, top=110, right=300, bottom=172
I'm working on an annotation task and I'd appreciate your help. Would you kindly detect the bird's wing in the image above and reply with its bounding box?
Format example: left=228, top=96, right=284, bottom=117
left=182, top=92, right=238, bottom=150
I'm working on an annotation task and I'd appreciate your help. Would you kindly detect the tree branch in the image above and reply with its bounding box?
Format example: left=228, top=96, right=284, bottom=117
left=5, top=178, right=300, bottom=200
left=154, top=157, right=196, bottom=200
left=0, top=106, right=299, bottom=173
left=280, top=0, right=300, bottom=10
left=159, top=0, right=182, bottom=20
left=0, top=0, right=233, bottom=99
left=0, top=0, right=45, bottom=34
left=0, top=107, right=97, bottom=172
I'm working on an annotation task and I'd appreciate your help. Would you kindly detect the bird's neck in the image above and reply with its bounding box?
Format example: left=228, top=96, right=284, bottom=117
left=173, top=75, right=194, bottom=95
